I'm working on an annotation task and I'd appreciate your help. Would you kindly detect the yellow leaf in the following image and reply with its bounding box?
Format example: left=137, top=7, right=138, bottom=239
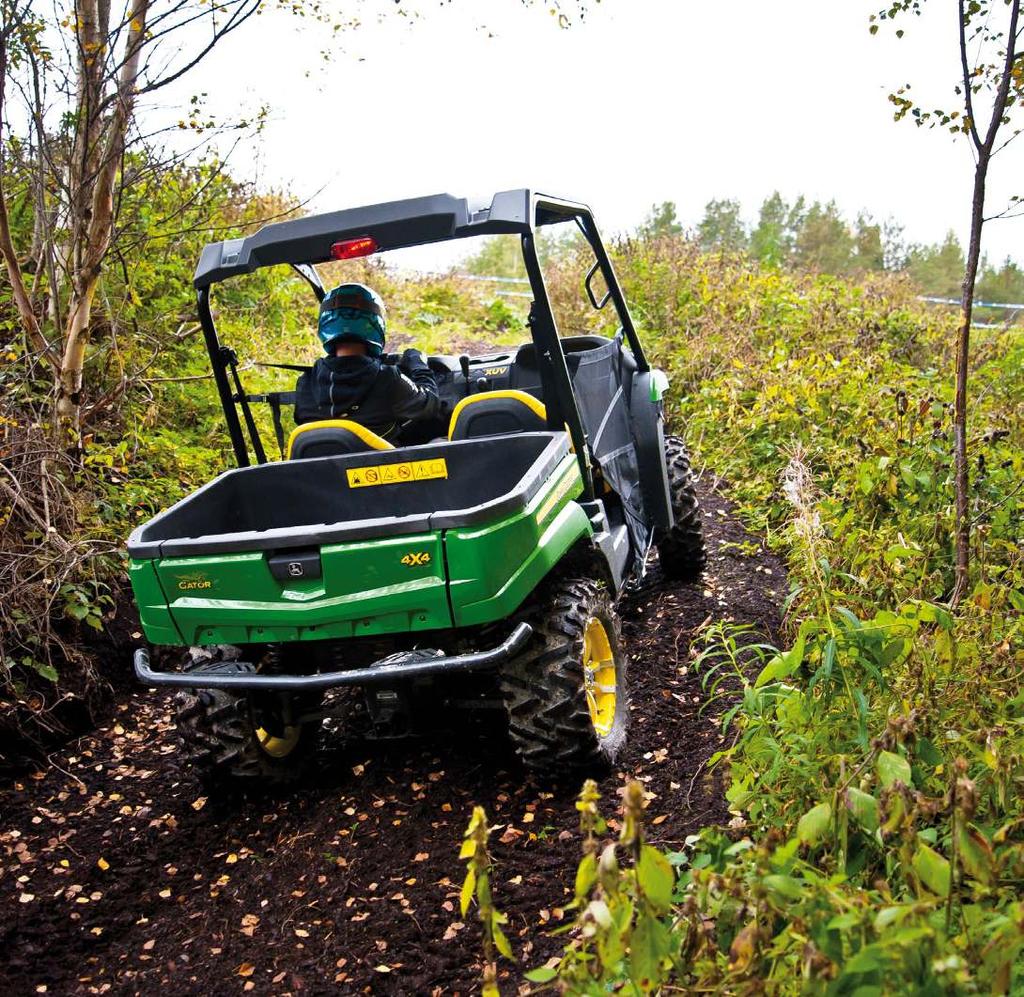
left=460, top=869, right=476, bottom=917
left=225, top=853, right=238, bottom=864
left=236, top=963, right=255, bottom=978
left=97, top=857, right=110, bottom=871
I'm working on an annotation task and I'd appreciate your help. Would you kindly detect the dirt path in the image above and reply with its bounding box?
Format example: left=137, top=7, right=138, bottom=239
left=0, top=485, right=786, bottom=996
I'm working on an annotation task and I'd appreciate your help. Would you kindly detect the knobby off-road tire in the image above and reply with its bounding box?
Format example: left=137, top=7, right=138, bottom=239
left=657, top=435, right=707, bottom=582
left=174, top=657, right=319, bottom=788
left=499, top=575, right=629, bottom=772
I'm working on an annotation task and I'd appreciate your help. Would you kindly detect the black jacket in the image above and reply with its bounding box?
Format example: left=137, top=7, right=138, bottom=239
left=293, top=353, right=441, bottom=443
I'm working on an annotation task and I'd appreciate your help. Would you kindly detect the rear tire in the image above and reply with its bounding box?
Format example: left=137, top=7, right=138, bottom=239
left=173, top=657, right=318, bottom=788
left=499, top=575, right=629, bottom=772
left=657, top=435, right=706, bottom=582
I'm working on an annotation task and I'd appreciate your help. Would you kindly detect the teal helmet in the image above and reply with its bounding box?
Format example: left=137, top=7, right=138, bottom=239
left=317, top=283, right=387, bottom=356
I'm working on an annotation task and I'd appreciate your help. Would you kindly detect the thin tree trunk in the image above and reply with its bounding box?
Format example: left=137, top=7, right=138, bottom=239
left=56, top=0, right=149, bottom=432
left=0, top=17, right=58, bottom=369
left=948, top=0, right=1019, bottom=607
left=950, top=154, right=988, bottom=606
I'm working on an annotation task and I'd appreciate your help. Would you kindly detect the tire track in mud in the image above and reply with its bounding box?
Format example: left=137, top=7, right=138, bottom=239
left=0, top=483, right=787, bottom=995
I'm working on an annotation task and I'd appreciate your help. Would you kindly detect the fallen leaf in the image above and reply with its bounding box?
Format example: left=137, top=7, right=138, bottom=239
left=295, top=928, right=310, bottom=938
left=413, top=852, right=429, bottom=862
left=225, top=853, right=238, bottom=864
left=652, top=814, right=668, bottom=825
left=142, top=939, right=155, bottom=951
left=191, top=797, right=207, bottom=811
left=236, top=963, right=255, bottom=978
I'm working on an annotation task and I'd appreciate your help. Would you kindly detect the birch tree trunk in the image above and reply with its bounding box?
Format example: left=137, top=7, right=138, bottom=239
left=55, top=0, right=149, bottom=432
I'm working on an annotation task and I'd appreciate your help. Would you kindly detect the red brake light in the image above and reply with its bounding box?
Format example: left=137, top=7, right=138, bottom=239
left=330, top=236, right=378, bottom=260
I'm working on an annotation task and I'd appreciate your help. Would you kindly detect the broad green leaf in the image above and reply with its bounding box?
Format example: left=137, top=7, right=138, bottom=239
left=912, top=843, right=950, bottom=897
left=762, top=874, right=803, bottom=901
left=524, top=966, right=558, bottom=983
left=797, top=802, right=832, bottom=846
left=32, top=661, right=59, bottom=683
left=629, top=912, right=669, bottom=990
left=574, top=852, right=597, bottom=901
left=846, top=788, right=879, bottom=833
left=754, top=623, right=809, bottom=688
left=876, top=750, right=912, bottom=788
left=827, top=911, right=862, bottom=930
left=843, top=944, right=883, bottom=975
left=637, top=845, right=674, bottom=913
left=957, top=823, right=994, bottom=885
left=873, top=905, right=910, bottom=931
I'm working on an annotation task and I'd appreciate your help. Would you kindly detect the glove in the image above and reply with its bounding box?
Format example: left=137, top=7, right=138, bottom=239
left=398, top=348, right=429, bottom=376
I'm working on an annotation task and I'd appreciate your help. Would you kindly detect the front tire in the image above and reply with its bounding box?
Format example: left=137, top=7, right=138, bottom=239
left=173, top=658, right=318, bottom=788
left=656, top=435, right=707, bottom=582
left=499, top=575, right=629, bottom=772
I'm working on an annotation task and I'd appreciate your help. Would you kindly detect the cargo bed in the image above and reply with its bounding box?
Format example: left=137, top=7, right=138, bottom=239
left=127, top=432, right=593, bottom=645
left=128, top=433, right=569, bottom=559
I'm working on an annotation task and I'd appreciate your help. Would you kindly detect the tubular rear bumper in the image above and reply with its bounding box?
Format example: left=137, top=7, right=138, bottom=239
left=133, top=623, right=532, bottom=691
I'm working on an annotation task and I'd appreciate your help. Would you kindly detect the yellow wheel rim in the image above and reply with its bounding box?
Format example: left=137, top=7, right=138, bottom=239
left=583, top=617, right=617, bottom=738
left=255, top=724, right=301, bottom=759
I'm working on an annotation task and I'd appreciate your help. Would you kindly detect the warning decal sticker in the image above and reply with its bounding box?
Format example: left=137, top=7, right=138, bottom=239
left=346, top=458, right=448, bottom=489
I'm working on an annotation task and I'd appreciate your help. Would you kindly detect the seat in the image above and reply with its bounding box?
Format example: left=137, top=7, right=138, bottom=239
left=448, top=389, right=547, bottom=441
left=286, top=419, right=394, bottom=460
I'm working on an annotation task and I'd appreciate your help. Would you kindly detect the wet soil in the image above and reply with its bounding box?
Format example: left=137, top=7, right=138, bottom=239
left=0, top=483, right=787, bottom=995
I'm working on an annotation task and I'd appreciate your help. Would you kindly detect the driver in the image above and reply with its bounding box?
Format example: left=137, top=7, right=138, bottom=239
left=293, top=283, right=440, bottom=443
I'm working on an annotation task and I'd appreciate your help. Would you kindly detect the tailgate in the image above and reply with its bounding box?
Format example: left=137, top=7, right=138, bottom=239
left=149, top=532, right=450, bottom=645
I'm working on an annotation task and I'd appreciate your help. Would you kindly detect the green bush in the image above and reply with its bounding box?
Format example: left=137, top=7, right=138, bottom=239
left=465, top=237, right=1024, bottom=993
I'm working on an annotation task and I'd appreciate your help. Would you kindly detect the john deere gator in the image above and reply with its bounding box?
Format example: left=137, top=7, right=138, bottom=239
left=127, top=189, right=706, bottom=785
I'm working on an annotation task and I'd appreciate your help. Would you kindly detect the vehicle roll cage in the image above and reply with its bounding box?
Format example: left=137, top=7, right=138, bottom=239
left=194, top=189, right=648, bottom=504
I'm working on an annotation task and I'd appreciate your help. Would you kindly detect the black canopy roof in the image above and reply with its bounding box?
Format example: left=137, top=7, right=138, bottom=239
left=193, top=188, right=587, bottom=288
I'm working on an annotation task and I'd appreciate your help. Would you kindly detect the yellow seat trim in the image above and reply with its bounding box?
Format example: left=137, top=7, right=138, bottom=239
left=286, top=419, right=394, bottom=459
left=447, top=389, right=547, bottom=440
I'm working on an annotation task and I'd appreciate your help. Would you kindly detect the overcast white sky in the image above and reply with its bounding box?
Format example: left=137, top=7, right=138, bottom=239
left=163, top=0, right=1022, bottom=268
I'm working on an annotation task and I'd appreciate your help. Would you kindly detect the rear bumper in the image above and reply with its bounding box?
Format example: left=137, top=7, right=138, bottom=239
left=133, top=623, right=532, bottom=691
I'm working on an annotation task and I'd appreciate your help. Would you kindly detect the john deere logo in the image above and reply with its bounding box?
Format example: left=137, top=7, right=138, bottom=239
left=175, top=572, right=213, bottom=591
left=401, top=552, right=431, bottom=567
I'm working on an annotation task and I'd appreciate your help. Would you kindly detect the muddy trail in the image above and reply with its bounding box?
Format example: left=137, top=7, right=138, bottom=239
left=0, top=485, right=786, bottom=995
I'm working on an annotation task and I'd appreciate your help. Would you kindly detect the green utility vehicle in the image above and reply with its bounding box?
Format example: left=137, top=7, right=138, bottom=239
left=128, top=190, right=706, bottom=785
